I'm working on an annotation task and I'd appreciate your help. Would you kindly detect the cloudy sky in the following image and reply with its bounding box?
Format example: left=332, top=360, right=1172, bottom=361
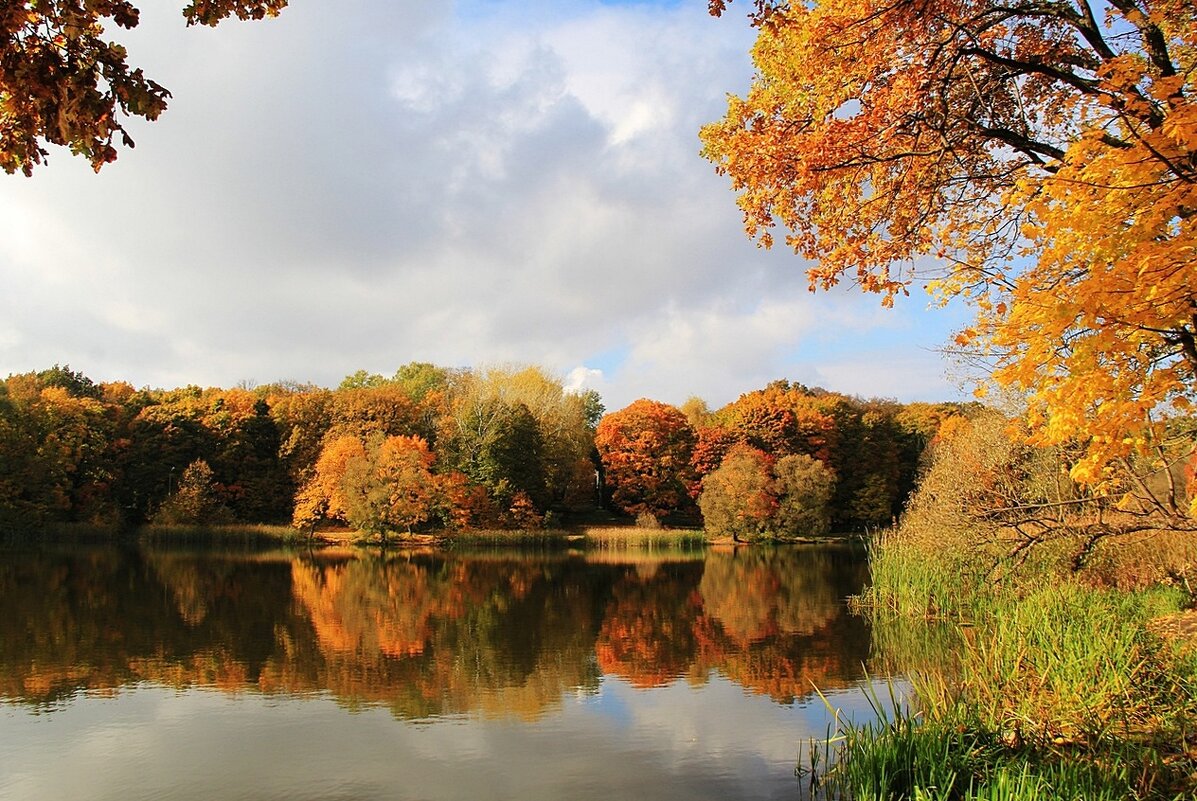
left=0, top=0, right=971, bottom=411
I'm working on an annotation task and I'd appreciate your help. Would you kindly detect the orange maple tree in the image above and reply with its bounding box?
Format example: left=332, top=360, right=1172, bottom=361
left=341, top=435, right=443, bottom=539
left=594, top=399, right=697, bottom=520
left=703, top=0, right=1197, bottom=509
left=291, top=435, right=364, bottom=533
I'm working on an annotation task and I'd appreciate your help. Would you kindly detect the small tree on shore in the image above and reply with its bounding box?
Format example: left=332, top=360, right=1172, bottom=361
left=772, top=454, right=835, bottom=538
left=341, top=435, right=442, bottom=543
left=698, top=445, right=776, bottom=542
left=154, top=460, right=230, bottom=525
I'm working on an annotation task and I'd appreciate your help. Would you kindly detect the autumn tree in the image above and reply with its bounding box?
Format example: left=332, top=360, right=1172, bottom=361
left=328, top=385, right=427, bottom=443
left=703, top=0, right=1197, bottom=515
left=154, top=459, right=230, bottom=525
left=698, top=444, right=777, bottom=542
left=291, top=435, right=365, bottom=533
left=266, top=386, right=333, bottom=491
left=711, top=383, right=835, bottom=463
left=698, top=445, right=837, bottom=540
left=688, top=425, right=742, bottom=502
left=341, top=435, right=443, bottom=542
left=772, top=454, right=836, bottom=538
left=1, top=1, right=288, bottom=175
left=595, top=399, right=697, bottom=521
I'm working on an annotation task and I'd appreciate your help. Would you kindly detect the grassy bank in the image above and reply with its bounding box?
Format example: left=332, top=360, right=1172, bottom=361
left=820, top=533, right=1197, bottom=800
left=138, top=523, right=310, bottom=546
left=18, top=517, right=863, bottom=551
left=134, top=521, right=712, bottom=549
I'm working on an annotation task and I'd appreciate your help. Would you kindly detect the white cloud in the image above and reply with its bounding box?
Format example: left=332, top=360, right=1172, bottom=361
left=564, top=366, right=604, bottom=394
left=0, top=0, right=964, bottom=404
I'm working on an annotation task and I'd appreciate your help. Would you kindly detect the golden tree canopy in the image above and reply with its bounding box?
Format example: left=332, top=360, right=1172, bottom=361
left=702, top=0, right=1197, bottom=489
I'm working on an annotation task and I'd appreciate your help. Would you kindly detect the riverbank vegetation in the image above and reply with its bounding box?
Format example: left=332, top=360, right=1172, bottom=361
left=0, top=363, right=971, bottom=545
left=814, top=413, right=1197, bottom=800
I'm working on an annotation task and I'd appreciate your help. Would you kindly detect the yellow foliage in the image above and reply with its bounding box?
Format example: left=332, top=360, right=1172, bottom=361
left=703, top=0, right=1197, bottom=491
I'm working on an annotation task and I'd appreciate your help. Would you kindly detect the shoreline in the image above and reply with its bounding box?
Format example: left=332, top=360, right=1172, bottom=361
left=2, top=521, right=866, bottom=550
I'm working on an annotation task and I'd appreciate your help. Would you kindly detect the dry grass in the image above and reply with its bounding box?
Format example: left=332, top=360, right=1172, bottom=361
left=578, top=524, right=707, bottom=549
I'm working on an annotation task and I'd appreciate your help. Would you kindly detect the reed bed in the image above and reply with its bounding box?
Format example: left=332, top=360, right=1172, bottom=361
left=832, top=529, right=1197, bottom=800
left=578, top=525, right=707, bottom=550
left=808, top=697, right=1145, bottom=801
left=438, top=528, right=575, bottom=548
left=138, top=523, right=306, bottom=546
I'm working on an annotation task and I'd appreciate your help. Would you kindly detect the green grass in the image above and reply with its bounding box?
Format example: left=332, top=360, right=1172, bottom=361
left=808, top=684, right=1183, bottom=801
left=852, top=533, right=1004, bottom=622
left=829, top=531, right=1197, bottom=800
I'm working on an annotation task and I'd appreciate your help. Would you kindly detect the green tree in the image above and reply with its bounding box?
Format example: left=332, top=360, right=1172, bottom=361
left=117, top=394, right=217, bottom=523
left=338, top=370, right=387, bottom=391
left=0, top=384, right=56, bottom=531
left=439, top=397, right=548, bottom=512
left=438, top=366, right=591, bottom=512
left=154, top=459, right=230, bottom=525
left=698, top=444, right=776, bottom=542
left=392, top=362, right=452, bottom=402
left=771, top=454, right=835, bottom=538
left=37, top=364, right=101, bottom=400
left=218, top=398, right=290, bottom=522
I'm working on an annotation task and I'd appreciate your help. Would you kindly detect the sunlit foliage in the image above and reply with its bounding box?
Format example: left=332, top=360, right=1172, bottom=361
left=703, top=0, right=1197, bottom=501
left=595, top=399, right=698, bottom=521
left=341, top=435, right=443, bottom=540
left=697, top=444, right=777, bottom=541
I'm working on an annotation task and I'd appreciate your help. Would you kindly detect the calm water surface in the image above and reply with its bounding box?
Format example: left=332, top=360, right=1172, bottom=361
left=0, top=543, right=886, bottom=801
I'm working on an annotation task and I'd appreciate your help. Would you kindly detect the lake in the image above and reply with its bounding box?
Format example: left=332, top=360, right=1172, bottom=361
left=0, top=543, right=889, bottom=801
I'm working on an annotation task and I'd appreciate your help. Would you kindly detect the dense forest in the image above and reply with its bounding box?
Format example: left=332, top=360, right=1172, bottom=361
left=0, top=363, right=972, bottom=539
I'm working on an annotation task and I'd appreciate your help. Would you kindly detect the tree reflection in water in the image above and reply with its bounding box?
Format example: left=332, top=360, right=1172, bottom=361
left=0, top=544, right=870, bottom=718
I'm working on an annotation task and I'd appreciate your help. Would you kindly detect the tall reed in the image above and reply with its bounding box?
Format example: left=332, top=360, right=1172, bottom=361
left=839, top=527, right=1197, bottom=798
left=810, top=685, right=1141, bottom=801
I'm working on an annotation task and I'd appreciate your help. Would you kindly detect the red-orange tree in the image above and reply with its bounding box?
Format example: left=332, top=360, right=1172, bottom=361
left=595, top=399, right=697, bottom=520
left=703, top=0, right=1197, bottom=510
left=715, top=383, right=835, bottom=462
left=1, top=1, right=288, bottom=175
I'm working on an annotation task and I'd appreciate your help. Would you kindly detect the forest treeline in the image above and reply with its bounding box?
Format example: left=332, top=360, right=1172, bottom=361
left=0, top=363, right=973, bottom=538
